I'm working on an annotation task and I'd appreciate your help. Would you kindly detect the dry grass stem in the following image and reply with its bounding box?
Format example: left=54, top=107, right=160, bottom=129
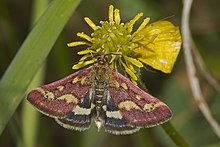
left=181, top=0, right=220, bottom=139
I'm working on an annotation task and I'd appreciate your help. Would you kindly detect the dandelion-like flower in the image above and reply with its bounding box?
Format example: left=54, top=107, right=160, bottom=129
left=68, top=5, right=182, bottom=84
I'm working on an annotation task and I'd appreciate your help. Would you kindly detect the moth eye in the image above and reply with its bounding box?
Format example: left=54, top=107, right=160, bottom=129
left=44, top=91, right=55, bottom=100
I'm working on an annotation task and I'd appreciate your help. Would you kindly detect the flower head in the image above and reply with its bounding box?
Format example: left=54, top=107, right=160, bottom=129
left=68, top=5, right=182, bottom=84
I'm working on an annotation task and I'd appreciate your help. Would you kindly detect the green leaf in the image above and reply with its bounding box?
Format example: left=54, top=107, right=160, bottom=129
left=20, top=0, right=48, bottom=146
left=0, top=0, right=81, bottom=135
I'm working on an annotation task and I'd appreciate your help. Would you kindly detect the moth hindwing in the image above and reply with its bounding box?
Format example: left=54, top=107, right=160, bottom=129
left=27, top=63, right=172, bottom=135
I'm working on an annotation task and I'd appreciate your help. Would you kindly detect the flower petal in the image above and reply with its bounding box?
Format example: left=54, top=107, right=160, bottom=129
left=124, top=56, right=144, bottom=68
left=120, top=59, right=138, bottom=81
left=67, top=41, right=88, bottom=47
left=72, top=59, right=95, bottom=69
left=133, top=21, right=182, bottom=73
left=77, top=49, right=96, bottom=55
left=84, top=17, right=98, bottom=30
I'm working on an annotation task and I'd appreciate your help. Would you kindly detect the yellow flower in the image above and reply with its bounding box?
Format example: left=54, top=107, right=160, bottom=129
left=68, top=5, right=182, bottom=84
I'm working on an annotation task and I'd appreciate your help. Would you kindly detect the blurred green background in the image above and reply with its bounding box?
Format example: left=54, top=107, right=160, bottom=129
left=0, top=0, right=220, bottom=146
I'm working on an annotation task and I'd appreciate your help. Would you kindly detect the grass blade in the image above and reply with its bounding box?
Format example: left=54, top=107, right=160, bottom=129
left=0, top=0, right=81, bottom=135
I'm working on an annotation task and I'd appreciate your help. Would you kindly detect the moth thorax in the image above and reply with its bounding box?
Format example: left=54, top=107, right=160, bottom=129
left=95, top=71, right=107, bottom=83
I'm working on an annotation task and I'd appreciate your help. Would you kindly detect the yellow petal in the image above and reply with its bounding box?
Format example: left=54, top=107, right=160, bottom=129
left=72, top=59, right=95, bottom=69
left=132, top=17, right=150, bottom=37
left=72, top=61, right=84, bottom=69
left=77, top=32, right=92, bottom=42
left=120, top=59, right=138, bottom=81
left=126, top=13, right=143, bottom=33
left=124, top=56, right=144, bottom=68
left=131, top=78, right=137, bottom=85
left=79, top=54, right=91, bottom=61
left=114, top=9, right=121, bottom=24
left=109, top=5, right=114, bottom=23
left=77, top=49, right=96, bottom=55
left=67, top=41, right=87, bottom=47
left=84, top=17, right=98, bottom=30
left=125, top=67, right=138, bottom=81
left=133, top=21, right=182, bottom=73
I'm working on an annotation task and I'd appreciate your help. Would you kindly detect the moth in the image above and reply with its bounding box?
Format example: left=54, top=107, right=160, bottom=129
left=27, top=62, right=172, bottom=135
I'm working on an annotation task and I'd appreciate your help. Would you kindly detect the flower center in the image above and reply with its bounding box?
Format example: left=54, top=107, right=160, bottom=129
left=91, top=21, right=133, bottom=55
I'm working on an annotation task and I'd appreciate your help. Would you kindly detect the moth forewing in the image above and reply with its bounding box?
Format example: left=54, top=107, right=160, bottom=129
left=55, top=89, right=95, bottom=131
left=27, top=67, right=93, bottom=118
left=108, top=68, right=172, bottom=127
left=104, top=91, right=141, bottom=135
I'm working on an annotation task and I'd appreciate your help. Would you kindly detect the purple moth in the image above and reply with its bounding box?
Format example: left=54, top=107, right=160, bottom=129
left=27, top=62, right=172, bottom=135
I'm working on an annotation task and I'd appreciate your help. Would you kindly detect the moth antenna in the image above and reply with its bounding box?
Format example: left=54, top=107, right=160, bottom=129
left=158, top=15, right=175, bottom=21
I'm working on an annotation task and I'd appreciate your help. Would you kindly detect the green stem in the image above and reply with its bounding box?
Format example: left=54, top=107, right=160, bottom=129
left=162, top=122, right=189, bottom=147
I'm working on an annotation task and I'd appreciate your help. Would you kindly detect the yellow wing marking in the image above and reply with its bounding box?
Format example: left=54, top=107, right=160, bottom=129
left=118, top=100, right=142, bottom=111
left=57, top=94, right=79, bottom=104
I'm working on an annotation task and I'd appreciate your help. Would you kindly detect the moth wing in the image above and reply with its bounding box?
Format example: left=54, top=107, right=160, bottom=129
left=55, top=89, right=94, bottom=131
left=27, top=67, right=93, bottom=118
left=104, top=93, right=141, bottom=135
left=108, top=69, right=172, bottom=127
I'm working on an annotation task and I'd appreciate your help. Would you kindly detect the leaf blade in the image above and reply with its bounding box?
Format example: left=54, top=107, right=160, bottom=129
left=0, top=0, right=81, bottom=135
